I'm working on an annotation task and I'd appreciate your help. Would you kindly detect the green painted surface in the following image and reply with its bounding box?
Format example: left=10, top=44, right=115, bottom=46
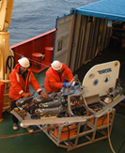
left=0, top=69, right=125, bottom=153
left=0, top=111, right=125, bottom=153
left=30, top=70, right=47, bottom=95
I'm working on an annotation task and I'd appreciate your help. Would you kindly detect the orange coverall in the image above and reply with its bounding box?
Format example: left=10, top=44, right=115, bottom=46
left=9, top=63, right=42, bottom=100
left=44, top=63, right=73, bottom=93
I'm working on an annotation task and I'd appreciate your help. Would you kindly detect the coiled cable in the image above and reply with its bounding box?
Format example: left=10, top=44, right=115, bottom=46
left=6, top=55, right=15, bottom=74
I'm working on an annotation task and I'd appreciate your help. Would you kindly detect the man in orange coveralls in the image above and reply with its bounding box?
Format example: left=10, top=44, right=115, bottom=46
left=44, top=60, right=73, bottom=93
left=9, top=57, right=47, bottom=131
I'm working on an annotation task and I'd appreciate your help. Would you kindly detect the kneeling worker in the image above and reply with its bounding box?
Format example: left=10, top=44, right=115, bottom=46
left=44, top=60, right=73, bottom=93
left=9, top=57, right=47, bottom=131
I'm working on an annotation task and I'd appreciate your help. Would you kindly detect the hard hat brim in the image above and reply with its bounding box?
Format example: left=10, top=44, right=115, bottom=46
left=51, top=62, right=62, bottom=71
left=18, top=58, right=30, bottom=68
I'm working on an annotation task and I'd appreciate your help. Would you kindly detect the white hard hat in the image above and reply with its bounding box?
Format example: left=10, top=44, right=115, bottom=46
left=18, top=57, right=30, bottom=68
left=51, top=60, right=62, bottom=71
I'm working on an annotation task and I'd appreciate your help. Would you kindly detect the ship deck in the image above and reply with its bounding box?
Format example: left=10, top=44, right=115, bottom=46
left=0, top=110, right=124, bottom=153
left=0, top=47, right=125, bottom=153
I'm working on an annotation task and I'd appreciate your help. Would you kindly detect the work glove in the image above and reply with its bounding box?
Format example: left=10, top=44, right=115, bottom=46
left=40, top=91, right=48, bottom=99
left=62, top=82, right=70, bottom=88
left=22, top=92, right=31, bottom=98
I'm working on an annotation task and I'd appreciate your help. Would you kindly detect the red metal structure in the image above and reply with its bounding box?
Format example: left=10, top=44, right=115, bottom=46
left=10, top=29, right=56, bottom=73
left=0, top=82, right=4, bottom=118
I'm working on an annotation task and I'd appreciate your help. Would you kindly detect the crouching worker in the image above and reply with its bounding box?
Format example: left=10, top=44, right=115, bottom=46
left=44, top=60, right=73, bottom=93
left=9, top=57, right=47, bottom=131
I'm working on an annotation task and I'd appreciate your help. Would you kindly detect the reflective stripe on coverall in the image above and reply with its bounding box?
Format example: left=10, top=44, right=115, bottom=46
left=9, top=63, right=41, bottom=100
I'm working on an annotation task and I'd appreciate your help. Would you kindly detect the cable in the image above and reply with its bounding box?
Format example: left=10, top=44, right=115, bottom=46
left=63, top=84, right=80, bottom=96
left=107, top=110, right=116, bottom=153
left=118, top=140, right=125, bottom=153
left=6, top=55, right=15, bottom=74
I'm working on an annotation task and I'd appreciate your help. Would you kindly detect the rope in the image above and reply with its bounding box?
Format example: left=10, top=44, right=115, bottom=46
left=0, top=125, right=53, bottom=139
left=14, top=52, right=50, bottom=68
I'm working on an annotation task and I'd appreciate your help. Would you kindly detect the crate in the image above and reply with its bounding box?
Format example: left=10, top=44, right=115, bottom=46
left=54, top=124, right=77, bottom=140
left=90, top=113, right=113, bottom=126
